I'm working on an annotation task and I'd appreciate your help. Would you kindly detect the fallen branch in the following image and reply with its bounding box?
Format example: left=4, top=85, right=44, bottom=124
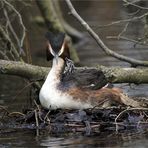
left=65, top=0, right=148, bottom=67
left=0, top=60, right=148, bottom=87
left=0, top=60, right=47, bottom=80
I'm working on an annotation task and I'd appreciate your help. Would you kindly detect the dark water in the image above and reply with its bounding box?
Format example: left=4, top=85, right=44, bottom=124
left=1, top=130, right=148, bottom=147
left=0, top=1, right=148, bottom=147
left=0, top=128, right=148, bottom=147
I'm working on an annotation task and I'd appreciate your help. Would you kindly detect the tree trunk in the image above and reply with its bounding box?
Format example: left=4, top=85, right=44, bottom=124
left=36, top=0, right=80, bottom=64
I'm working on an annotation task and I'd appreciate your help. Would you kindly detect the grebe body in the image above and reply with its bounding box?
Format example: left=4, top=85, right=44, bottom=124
left=39, top=32, right=141, bottom=109
left=39, top=57, right=92, bottom=109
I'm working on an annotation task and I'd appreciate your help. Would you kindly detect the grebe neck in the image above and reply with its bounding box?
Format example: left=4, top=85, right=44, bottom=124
left=45, top=57, right=65, bottom=84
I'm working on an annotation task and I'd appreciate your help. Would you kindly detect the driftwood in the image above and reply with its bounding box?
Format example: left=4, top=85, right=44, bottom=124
left=0, top=60, right=148, bottom=88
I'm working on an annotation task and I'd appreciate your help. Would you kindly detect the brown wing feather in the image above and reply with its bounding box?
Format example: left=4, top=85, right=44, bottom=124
left=67, top=87, right=123, bottom=105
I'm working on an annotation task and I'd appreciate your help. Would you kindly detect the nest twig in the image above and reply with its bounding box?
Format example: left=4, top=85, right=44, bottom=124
left=0, top=104, right=148, bottom=136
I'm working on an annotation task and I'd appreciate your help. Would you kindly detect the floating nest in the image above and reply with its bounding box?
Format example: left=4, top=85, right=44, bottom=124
left=0, top=104, right=148, bottom=136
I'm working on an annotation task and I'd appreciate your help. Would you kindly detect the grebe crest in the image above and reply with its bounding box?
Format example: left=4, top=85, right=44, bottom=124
left=39, top=32, right=142, bottom=110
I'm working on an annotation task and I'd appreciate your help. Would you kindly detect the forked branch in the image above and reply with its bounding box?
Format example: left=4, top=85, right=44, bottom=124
left=65, top=0, right=148, bottom=67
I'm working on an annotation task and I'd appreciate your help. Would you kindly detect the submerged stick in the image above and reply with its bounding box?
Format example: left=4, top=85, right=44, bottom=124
left=115, top=107, right=148, bottom=132
left=34, top=109, right=39, bottom=136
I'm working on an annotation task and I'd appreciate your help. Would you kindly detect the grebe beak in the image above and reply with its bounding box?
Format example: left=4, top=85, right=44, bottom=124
left=55, top=54, right=59, bottom=64
left=54, top=42, right=65, bottom=65
left=48, top=41, right=65, bottom=65
left=48, top=43, right=59, bottom=64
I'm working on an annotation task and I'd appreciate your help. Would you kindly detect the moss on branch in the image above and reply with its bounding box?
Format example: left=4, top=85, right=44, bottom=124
left=0, top=60, right=148, bottom=86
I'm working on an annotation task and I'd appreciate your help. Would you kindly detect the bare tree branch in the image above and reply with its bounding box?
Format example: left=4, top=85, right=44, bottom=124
left=118, top=22, right=129, bottom=39
left=0, top=26, right=20, bottom=60
left=107, top=36, right=148, bottom=47
left=0, top=0, right=28, bottom=61
left=123, top=0, right=148, bottom=10
left=65, top=0, right=148, bottom=67
left=0, top=50, right=9, bottom=60
left=97, top=12, right=148, bottom=28
left=3, top=0, right=26, bottom=54
left=3, top=8, right=20, bottom=49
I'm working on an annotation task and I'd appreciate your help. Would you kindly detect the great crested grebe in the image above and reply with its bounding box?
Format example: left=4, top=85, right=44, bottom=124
left=39, top=32, right=141, bottom=110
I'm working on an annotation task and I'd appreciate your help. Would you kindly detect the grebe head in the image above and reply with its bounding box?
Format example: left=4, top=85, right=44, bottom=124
left=45, top=32, right=70, bottom=63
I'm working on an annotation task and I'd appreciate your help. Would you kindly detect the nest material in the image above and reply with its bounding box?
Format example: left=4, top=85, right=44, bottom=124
left=0, top=105, right=148, bottom=136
